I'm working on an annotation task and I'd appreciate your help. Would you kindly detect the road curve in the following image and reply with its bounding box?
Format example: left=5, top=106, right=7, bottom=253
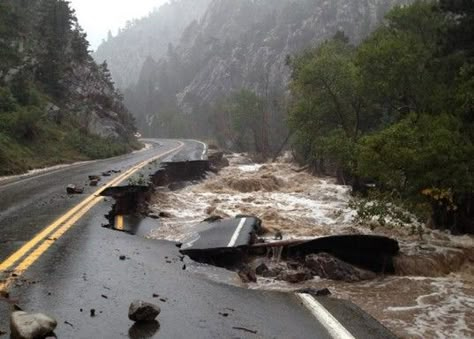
left=0, top=139, right=395, bottom=338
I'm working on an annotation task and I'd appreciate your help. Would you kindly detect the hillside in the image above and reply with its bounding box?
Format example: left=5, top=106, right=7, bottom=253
left=96, top=0, right=409, bottom=142
left=0, top=0, right=139, bottom=175
left=93, top=0, right=211, bottom=89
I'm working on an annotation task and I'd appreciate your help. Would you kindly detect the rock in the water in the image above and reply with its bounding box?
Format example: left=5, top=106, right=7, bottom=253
left=277, top=270, right=313, bottom=284
left=305, top=253, right=376, bottom=282
left=255, top=263, right=269, bottom=276
left=158, top=211, right=173, bottom=218
left=208, top=151, right=229, bottom=172
left=128, top=301, right=161, bottom=322
left=10, top=311, right=57, bottom=339
left=238, top=267, right=257, bottom=283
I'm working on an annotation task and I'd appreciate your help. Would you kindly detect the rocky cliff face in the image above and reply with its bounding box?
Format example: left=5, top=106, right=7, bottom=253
left=93, top=0, right=211, bottom=89
left=59, top=60, right=134, bottom=139
left=0, top=0, right=138, bottom=174
left=120, top=0, right=410, bottom=138
left=0, top=0, right=136, bottom=142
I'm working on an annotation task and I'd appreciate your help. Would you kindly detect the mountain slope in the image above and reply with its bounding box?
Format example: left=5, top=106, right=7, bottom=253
left=93, top=0, right=211, bottom=89
left=122, top=0, right=410, bottom=140
left=0, top=0, right=138, bottom=175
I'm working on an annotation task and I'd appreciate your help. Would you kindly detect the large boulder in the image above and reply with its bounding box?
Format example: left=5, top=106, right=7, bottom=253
left=305, top=253, right=376, bottom=282
left=207, top=150, right=229, bottom=172
left=128, top=301, right=161, bottom=322
left=10, top=311, right=57, bottom=339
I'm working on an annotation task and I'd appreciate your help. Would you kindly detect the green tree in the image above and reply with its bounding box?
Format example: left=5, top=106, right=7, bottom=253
left=0, top=2, right=21, bottom=77
left=440, top=0, right=474, bottom=57
left=288, top=35, right=366, bottom=174
left=356, top=1, right=448, bottom=117
left=226, top=89, right=269, bottom=155
left=357, top=113, right=474, bottom=232
left=36, top=0, right=75, bottom=98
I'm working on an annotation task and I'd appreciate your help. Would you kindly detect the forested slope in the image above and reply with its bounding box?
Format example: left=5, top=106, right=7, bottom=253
left=0, top=0, right=138, bottom=175
left=288, top=0, right=474, bottom=233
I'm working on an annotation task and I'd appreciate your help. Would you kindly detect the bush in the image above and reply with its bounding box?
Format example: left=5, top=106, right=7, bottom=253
left=67, top=130, right=131, bottom=159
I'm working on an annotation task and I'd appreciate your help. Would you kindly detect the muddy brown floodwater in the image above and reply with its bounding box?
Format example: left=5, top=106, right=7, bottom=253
left=148, top=153, right=474, bottom=339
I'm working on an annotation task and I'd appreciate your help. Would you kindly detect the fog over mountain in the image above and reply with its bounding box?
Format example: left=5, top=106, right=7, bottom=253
left=95, top=0, right=409, bottom=140
left=93, top=0, right=211, bottom=89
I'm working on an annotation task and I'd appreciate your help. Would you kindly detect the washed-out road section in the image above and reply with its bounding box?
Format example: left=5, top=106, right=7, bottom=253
left=0, top=139, right=394, bottom=338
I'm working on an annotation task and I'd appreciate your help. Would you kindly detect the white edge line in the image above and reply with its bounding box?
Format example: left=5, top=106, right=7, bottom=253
left=188, top=139, right=208, bottom=160
left=297, top=293, right=356, bottom=339
left=227, top=218, right=247, bottom=247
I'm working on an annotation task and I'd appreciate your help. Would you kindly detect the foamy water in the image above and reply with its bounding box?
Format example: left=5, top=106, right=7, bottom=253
left=148, top=153, right=474, bottom=339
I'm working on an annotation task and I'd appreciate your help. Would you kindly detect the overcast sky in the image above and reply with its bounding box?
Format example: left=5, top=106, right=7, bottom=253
left=69, top=0, right=169, bottom=50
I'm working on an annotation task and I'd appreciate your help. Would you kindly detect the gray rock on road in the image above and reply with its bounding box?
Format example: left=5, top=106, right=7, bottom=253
left=128, top=301, right=161, bottom=322
left=66, top=184, right=84, bottom=194
left=10, top=311, right=57, bottom=339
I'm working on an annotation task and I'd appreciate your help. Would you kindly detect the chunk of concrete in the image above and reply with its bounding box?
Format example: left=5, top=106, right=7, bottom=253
left=10, top=311, right=57, bottom=339
left=128, top=301, right=161, bottom=322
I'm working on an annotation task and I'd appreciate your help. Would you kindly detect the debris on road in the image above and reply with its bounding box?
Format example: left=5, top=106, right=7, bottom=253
left=128, top=300, right=161, bottom=322
left=66, top=184, right=84, bottom=194
left=10, top=311, right=57, bottom=339
left=88, top=175, right=101, bottom=186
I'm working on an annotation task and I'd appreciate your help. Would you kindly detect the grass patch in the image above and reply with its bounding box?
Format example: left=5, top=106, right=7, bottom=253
left=0, top=123, right=138, bottom=176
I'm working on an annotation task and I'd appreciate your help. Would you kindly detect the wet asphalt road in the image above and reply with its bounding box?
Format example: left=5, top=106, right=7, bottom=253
left=0, top=139, right=395, bottom=338
left=0, top=139, right=183, bottom=263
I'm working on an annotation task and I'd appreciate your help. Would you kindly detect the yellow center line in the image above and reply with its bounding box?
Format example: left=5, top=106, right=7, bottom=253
left=115, top=215, right=124, bottom=231
left=0, top=141, right=184, bottom=291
